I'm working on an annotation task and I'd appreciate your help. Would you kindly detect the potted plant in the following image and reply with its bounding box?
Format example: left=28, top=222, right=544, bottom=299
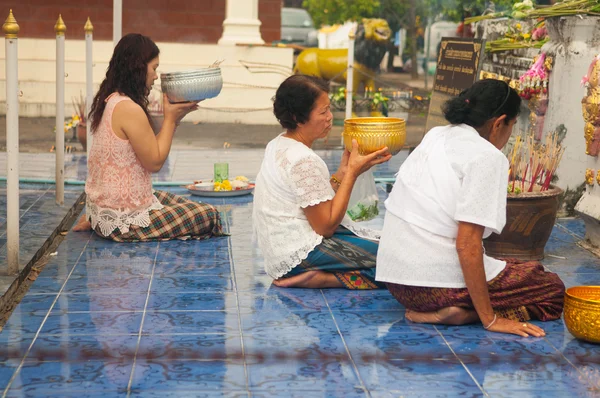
left=483, top=131, right=565, bottom=260
left=72, top=92, right=87, bottom=151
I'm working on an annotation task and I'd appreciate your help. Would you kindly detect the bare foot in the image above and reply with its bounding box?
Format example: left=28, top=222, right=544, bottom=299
left=405, top=306, right=479, bottom=325
left=72, top=215, right=92, bottom=232
left=273, top=270, right=343, bottom=289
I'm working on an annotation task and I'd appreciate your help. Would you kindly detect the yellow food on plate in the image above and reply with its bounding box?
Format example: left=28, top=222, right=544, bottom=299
left=214, top=180, right=232, bottom=191
left=234, top=175, right=249, bottom=182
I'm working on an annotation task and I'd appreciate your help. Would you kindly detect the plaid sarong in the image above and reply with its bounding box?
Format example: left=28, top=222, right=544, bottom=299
left=96, top=190, right=224, bottom=242
left=284, top=227, right=385, bottom=290
left=386, top=259, right=565, bottom=322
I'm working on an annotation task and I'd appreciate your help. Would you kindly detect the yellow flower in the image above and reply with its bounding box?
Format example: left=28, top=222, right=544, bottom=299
left=523, top=33, right=531, bottom=39
left=515, top=23, right=522, bottom=30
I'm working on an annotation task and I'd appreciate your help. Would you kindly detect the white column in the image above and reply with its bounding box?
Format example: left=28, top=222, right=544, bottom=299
left=3, top=10, right=19, bottom=275
left=218, top=0, right=264, bottom=46
left=85, top=18, right=93, bottom=160
left=55, top=15, right=66, bottom=205
left=113, top=0, right=122, bottom=47
left=345, top=31, right=355, bottom=121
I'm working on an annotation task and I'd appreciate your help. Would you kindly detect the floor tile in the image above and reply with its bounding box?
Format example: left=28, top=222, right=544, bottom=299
left=0, top=361, right=19, bottom=390
left=62, top=275, right=152, bottom=293
left=6, top=392, right=125, bottom=398
left=52, top=293, right=148, bottom=313
left=369, top=391, right=482, bottom=398
left=240, top=309, right=337, bottom=335
left=27, top=335, right=139, bottom=362
left=11, top=294, right=57, bottom=314
left=1, top=313, right=48, bottom=335
left=146, top=292, right=237, bottom=312
left=243, top=332, right=348, bottom=363
left=344, top=331, right=455, bottom=360
left=251, top=390, right=367, bottom=398
left=323, top=290, right=403, bottom=312
left=129, top=360, right=246, bottom=391
left=7, top=361, right=133, bottom=394
left=142, top=311, right=239, bottom=334
left=130, top=392, right=248, bottom=398
left=237, top=290, right=327, bottom=312
left=153, top=260, right=233, bottom=276
left=332, top=311, right=431, bottom=335
left=354, top=358, right=481, bottom=392
left=485, top=389, right=599, bottom=398
left=26, top=278, right=67, bottom=294
left=150, top=275, right=233, bottom=293
left=467, top=357, right=595, bottom=393
left=0, top=336, right=34, bottom=362
left=247, top=359, right=360, bottom=391
left=137, top=334, right=242, bottom=361
left=39, top=312, right=143, bottom=335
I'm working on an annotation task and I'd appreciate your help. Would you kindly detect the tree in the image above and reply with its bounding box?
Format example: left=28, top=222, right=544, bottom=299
left=302, top=0, right=381, bottom=27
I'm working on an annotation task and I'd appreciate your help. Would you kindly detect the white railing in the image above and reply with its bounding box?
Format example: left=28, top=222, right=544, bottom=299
left=3, top=10, right=20, bottom=275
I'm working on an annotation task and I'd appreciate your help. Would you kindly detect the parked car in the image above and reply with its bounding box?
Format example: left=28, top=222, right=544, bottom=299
left=281, top=8, right=318, bottom=47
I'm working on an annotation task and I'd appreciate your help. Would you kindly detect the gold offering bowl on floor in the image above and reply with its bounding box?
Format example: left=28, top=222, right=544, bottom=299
left=343, top=117, right=406, bottom=156
left=564, top=286, right=600, bottom=344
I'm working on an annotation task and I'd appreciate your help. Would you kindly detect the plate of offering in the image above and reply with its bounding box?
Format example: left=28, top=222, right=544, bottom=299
left=186, top=176, right=254, bottom=197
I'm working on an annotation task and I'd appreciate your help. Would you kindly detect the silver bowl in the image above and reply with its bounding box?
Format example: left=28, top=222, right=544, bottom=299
left=160, top=68, right=223, bottom=103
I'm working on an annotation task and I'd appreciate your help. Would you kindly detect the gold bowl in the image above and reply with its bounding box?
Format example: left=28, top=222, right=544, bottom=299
left=564, top=286, right=600, bottom=344
left=343, top=117, right=406, bottom=156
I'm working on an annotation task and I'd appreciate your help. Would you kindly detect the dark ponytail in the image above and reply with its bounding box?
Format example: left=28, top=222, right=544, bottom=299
left=442, top=79, right=521, bottom=128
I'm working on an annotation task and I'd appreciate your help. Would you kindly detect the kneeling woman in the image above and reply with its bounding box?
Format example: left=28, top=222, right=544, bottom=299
left=376, top=79, right=565, bottom=337
left=76, top=33, right=223, bottom=242
left=253, top=75, right=391, bottom=289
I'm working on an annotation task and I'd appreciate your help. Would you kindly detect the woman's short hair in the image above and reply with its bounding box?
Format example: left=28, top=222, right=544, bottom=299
left=273, top=75, right=330, bottom=130
left=443, top=79, right=521, bottom=128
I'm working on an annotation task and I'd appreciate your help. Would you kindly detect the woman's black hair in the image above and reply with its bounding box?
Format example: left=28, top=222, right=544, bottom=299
left=442, top=79, right=521, bottom=128
left=90, top=33, right=159, bottom=132
left=273, top=75, right=330, bottom=130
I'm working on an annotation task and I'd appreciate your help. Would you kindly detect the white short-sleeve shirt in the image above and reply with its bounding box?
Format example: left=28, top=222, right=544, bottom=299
left=253, top=135, right=335, bottom=279
left=376, top=125, right=508, bottom=288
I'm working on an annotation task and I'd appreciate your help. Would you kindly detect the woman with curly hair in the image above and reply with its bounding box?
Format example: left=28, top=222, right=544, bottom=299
left=74, top=33, right=223, bottom=242
left=253, top=75, right=391, bottom=289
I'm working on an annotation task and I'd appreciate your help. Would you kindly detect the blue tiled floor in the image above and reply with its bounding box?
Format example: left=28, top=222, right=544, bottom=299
left=0, top=183, right=83, bottom=294
left=1, top=185, right=599, bottom=397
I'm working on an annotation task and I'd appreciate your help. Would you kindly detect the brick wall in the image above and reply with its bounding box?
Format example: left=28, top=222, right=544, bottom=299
left=0, top=0, right=280, bottom=43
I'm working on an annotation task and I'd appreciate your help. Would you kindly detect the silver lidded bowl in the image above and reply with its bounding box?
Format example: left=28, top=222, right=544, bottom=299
left=160, top=68, right=223, bottom=103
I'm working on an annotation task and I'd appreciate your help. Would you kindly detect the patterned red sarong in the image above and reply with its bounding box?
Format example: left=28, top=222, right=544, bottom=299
left=385, top=259, right=565, bottom=322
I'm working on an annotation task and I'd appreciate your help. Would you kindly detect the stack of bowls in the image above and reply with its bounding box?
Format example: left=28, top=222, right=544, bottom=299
left=343, top=117, right=406, bottom=156
left=564, top=285, right=600, bottom=343
left=161, top=68, right=223, bottom=103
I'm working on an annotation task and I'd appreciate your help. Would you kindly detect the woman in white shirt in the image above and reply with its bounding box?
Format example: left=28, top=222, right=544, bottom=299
left=376, top=79, right=565, bottom=337
left=253, top=75, right=391, bottom=289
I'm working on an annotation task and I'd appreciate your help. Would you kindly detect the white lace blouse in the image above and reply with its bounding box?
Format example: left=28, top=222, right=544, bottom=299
left=253, top=135, right=335, bottom=279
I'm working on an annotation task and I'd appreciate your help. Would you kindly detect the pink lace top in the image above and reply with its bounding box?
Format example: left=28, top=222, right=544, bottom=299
left=85, top=93, right=163, bottom=236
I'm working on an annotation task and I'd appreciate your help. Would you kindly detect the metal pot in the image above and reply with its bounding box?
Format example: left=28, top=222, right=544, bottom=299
left=160, top=68, right=223, bottom=103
